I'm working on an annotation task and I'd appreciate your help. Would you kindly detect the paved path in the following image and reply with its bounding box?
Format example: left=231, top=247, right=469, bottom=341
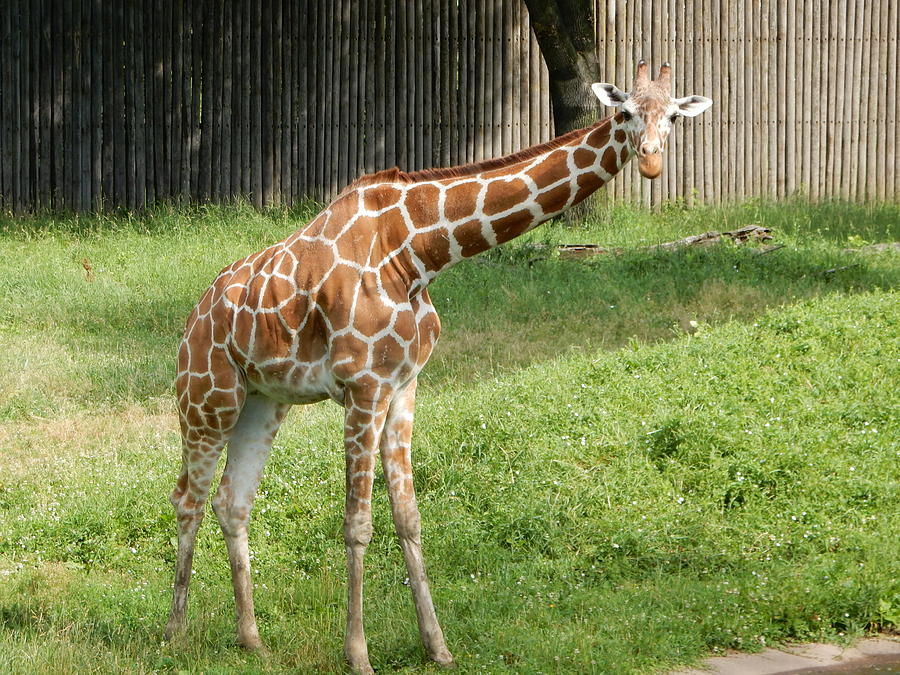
left=669, top=638, right=900, bottom=675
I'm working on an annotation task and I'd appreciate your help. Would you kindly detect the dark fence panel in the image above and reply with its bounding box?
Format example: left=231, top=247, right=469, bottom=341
left=0, top=0, right=896, bottom=211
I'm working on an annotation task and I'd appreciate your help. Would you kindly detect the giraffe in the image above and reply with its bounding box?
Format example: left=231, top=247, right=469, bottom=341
left=164, top=61, right=711, bottom=674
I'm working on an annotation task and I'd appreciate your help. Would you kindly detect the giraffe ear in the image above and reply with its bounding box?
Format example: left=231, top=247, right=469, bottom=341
left=591, top=83, right=629, bottom=107
left=673, top=95, right=713, bottom=117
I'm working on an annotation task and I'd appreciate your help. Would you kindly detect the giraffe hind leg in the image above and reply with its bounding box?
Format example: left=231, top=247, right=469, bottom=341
left=165, top=436, right=233, bottom=640
left=165, top=359, right=246, bottom=641
left=211, top=393, right=290, bottom=650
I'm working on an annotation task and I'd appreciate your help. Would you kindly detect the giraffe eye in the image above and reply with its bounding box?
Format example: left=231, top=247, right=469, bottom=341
left=621, top=110, right=633, bottom=121
left=670, top=113, right=680, bottom=122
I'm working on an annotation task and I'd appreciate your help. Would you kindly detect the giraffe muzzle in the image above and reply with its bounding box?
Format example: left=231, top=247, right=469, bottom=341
left=638, top=153, right=663, bottom=179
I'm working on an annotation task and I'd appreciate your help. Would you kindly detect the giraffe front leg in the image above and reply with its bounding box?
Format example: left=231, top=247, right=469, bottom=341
left=380, top=380, right=454, bottom=668
left=343, top=388, right=390, bottom=675
left=211, top=394, right=290, bottom=651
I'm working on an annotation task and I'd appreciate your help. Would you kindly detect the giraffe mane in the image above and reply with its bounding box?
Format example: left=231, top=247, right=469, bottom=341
left=346, top=116, right=613, bottom=190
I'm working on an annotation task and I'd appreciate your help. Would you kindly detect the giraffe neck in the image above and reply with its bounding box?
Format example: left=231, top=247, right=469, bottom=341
left=400, top=113, right=633, bottom=283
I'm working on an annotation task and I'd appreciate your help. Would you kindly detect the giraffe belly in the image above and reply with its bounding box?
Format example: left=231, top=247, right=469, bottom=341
left=244, top=359, right=343, bottom=405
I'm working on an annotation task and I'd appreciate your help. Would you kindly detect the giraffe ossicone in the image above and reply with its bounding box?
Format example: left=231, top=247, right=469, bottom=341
left=165, top=62, right=711, bottom=674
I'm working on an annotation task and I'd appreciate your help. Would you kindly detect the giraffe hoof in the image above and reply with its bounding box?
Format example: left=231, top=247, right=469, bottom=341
left=432, top=651, right=456, bottom=669
left=346, top=646, right=375, bottom=674
left=348, top=660, right=375, bottom=675
left=163, top=619, right=185, bottom=642
left=237, top=632, right=268, bottom=654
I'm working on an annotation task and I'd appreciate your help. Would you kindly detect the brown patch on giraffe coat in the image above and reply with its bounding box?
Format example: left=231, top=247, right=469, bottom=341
left=177, top=342, right=190, bottom=372
left=187, top=316, right=212, bottom=359
left=535, top=183, right=571, bottom=215
left=274, top=252, right=298, bottom=277
left=318, top=201, right=357, bottom=240
left=211, top=362, right=237, bottom=391
left=573, top=148, right=598, bottom=169
left=197, top=288, right=214, bottom=315
left=492, top=209, right=534, bottom=245
left=331, top=333, right=369, bottom=379
left=317, top=272, right=355, bottom=331
left=614, top=129, right=627, bottom=143
left=184, top=403, right=204, bottom=429
left=263, top=274, right=295, bottom=307
left=176, top=373, right=190, bottom=400
left=525, top=150, right=569, bottom=189
left=443, top=182, right=480, bottom=221
left=335, top=221, right=377, bottom=262
left=223, top=267, right=251, bottom=306
left=483, top=178, right=529, bottom=216
left=573, top=172, right=605, bottom=205
left=600, top=147, right=619, bottom=174
left=381, top=246, right=417, bottom=284
left=188, top=341, right=211, bottom=374
left=361, top=270, right=382, bottom=295
left=252, top=312, right=293, bottom=360
left=188, top=371, right=214, bottom=393
left=346, top=373, right=382, bottom=399
left=231, top=308, right=256, bottom=356
left=380, top=273, right=413, bottom=306
left=173, top=472, right=189, bottom=500
left=211, top=314, right=230, bottom=345
left=453, top=219, right=491, bottom=257
left=294, top=240, right=335, bottom=287
left=413, top=310, right=441, bottom=365
left=321, top=192, right=360, bottom=240
left=349, top=472, right=373, bottom=498
left=373, top=208, right=413, bottom=265
left=405, top=184, right=441, bottom=226
left=277, top=293, right=310, bottom=328
left=206, top=355, right=242, bottom=401
left=586, top=124, right=611, bottom=149
left=255, top=355, right=292, bottom=383
left=295, top=317, right=328, bottom=362
left=393, top=309, right=417, bottom=342
left=363, top=185, right=402, bottom=212
left=204, top=410, right=229, bottom=432
left=620, top=146, right=630, bottom=164
left=372, top=334, right=407, bottom=372
left=244, top=275, right=267, bottom=311
left=411, top=230, right=452, bottom=272
left=352, top=316, right=385, bottom=343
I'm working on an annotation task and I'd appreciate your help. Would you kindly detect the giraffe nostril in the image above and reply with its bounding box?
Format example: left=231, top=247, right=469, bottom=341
left=640, top=143, right=660, bottom=156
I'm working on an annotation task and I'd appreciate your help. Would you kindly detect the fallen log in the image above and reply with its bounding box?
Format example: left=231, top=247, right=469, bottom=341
left=555, top=225, right=773, bottom=260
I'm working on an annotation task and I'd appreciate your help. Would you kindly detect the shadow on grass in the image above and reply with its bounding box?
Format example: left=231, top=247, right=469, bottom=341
left=2, top=229, right=897, bottom=416
left=422, top=241, right=899, bottom=384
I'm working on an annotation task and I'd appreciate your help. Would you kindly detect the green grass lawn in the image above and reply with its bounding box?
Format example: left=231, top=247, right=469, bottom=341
left=0, top=200, right=898, bottom=673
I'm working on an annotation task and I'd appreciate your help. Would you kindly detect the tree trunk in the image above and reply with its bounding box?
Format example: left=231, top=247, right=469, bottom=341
left=523, top=0, right=602, bottom=135
left=524, top=0, right=603, bottom=222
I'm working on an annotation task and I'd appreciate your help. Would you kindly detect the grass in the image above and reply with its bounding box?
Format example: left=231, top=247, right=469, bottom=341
left=0, top=199, right=898, bottom=673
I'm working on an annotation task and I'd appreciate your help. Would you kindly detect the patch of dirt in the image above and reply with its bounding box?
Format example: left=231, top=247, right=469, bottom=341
left=669, top=638, right=900, bottom=675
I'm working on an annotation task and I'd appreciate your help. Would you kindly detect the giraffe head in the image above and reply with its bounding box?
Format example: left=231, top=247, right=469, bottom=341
left=591, top=61, right=712, bottom=179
